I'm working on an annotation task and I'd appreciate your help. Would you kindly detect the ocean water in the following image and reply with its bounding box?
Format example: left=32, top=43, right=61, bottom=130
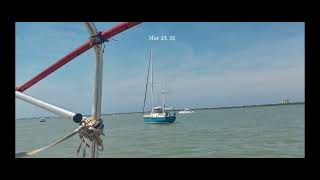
left=15, top=104, right=304, bottom=158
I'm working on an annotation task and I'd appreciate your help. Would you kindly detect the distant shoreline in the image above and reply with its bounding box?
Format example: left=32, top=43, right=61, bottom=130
left=17, top=102, right=304, bottom=120
left=191, top=102, right=305, bottom=111
left=110, top=102, right=305, bottom=115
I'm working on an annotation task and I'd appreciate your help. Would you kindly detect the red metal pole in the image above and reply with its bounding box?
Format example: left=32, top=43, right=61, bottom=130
left=16, top=22, right=142, bottom=92
left=101, top=22, right=141, bottom=40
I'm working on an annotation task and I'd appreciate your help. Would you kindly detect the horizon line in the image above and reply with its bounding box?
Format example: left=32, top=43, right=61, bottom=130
left=16, top=101, right=305, bottom=120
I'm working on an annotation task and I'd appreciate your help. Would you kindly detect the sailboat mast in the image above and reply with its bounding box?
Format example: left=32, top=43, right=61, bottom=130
left=162, top=73, right=165, bottom=111
left=150, top=49, right=154, bottom=112
left=142, top=48, right=151, bottom=114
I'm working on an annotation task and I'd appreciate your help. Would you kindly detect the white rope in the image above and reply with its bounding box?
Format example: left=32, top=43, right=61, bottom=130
left=16, top=117, right=104, bottom=158
left=76, top=118, right=105, bottom=158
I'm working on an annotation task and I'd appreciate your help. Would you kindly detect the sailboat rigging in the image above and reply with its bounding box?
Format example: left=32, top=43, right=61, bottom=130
left=142, top=49, right=176, bottom=124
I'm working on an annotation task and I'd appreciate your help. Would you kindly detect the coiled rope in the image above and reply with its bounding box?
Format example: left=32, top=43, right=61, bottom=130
left=15, top=117, right=104, bottom=158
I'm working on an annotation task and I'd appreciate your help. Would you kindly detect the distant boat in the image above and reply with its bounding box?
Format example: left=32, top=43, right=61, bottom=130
left=40, top=118, right=46, bottom=122
left=142, top=49, right=176, bottom=124
left=164, top=107, right=174, bottom=110
left=178, top=108, right=194, bottom=114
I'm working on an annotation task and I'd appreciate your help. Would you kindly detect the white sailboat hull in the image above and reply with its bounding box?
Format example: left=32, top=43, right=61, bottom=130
left=178, top=110, right=194, bottom=114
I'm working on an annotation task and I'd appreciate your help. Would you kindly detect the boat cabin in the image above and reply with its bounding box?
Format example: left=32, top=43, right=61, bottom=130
left=152, top=106, right=163, bottom=113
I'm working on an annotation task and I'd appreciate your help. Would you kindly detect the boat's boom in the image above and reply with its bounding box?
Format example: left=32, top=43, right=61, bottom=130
left=16, top=91, right=82, bottom=123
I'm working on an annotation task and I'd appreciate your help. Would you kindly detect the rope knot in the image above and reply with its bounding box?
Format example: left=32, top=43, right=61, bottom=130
left=89, top=32, right=106, bottom=46
left=76, top=117, right=105, bottom=157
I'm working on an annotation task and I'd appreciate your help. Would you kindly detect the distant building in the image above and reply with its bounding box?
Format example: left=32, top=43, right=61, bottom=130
left=282, top=98, right=289, bottom=104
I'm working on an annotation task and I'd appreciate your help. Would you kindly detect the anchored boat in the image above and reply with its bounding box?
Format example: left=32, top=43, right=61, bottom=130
left=142, top=49, right=176, bottom=124
left=178, top=108, right=195, bottom=114
left=40, top=118, right=46, bottom=122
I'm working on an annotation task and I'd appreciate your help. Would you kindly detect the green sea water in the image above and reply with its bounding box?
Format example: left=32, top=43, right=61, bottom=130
left=15, top=104, right=304, bottom=158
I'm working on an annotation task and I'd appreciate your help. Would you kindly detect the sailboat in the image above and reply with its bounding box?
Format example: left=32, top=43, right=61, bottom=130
left=178, top=108, right=195, bottom=114
left=142, top=49, right=176, bottom=124
left=40, top=117, right=46, bottom=122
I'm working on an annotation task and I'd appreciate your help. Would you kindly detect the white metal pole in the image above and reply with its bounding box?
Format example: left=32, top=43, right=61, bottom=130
left=162, top=92, right=164, bottom=111
left=92, top=44, right=103, bottom=121
left=84, top=22, right=104, bottom=158
left=162, top=73, right=164, bottom=111
left=84, top=22, right=103, bottom=121
left=150, top=48, right=154, bottom=112
left=15, top=91, right=83, bottom=123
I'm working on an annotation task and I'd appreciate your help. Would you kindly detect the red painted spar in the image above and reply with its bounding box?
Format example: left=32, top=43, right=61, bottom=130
left=16, top=22, right=142, bottom=92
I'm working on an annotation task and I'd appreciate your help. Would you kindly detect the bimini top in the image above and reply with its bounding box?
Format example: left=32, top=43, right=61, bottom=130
left=153, top=106, right=162, bottom=110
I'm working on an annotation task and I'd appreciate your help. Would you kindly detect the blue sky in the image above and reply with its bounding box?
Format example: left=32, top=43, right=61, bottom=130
left=15, top=22, right=305, bottom=118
